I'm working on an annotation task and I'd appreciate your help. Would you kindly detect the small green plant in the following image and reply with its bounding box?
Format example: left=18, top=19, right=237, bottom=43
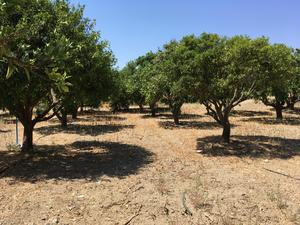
left=6, top=143, right=21, bottom=152
left=155, top=177, right=169, bottom=195
left=189, top=173, right=209, bottom=210
left=267, top=188, right=289, bottom=210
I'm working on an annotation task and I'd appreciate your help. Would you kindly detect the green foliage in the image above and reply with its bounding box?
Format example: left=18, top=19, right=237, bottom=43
left=1, top=0, right=298, bottom=148
left=0, top=0, right=74, bottom=99
left=198, top=35, right=269, bottom=104
left=195, top=34, right=270, bottom=142
left=110, top=70, right=131, bottom=111
left=254, top=44, right=296, bottom=118
left=0, top=0, right=114, bottom=150
left=110, top=52, right=156, bottom=111
left=286, top=49, right=300, bottom=108
left=137, top=37, right=202, bottom=121
left=54, top=1, right=115, bottom=121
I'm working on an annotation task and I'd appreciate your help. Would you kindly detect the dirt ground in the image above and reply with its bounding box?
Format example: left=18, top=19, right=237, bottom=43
left=0, top=101, right=299, bottom=225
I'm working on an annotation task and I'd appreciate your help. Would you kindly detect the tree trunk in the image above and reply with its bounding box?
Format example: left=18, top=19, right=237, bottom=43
left=287, top=100, right=295, bottom=110
left=221, top=120, right=231, bottom=143
left=21, top=122, right=34, bottom=151
left=71, top=108, right=78, bottom=119
left=151, top=108, right=156, bottom=117
left=287, top=94, right=297, bottom=110
left=289, top=103, right=295, bottom=110
left=171, top=103, right=182, bottom=125
left=138, top=104, right=144, bottom=113
left=61, top=112, right=68, bottom=128
left=150, top=103, right=156, bottom=117
left=173, top=113, right=179, bottom=125
left=275, top=106, right=283, bottom=120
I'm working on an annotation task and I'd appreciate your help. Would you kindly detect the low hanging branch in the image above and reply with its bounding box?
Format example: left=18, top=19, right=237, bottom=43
left=33, top=101, right=62, bottom=124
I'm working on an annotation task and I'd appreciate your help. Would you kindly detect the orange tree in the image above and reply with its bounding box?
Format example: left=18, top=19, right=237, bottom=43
left=0, top=0, right=114, bottom=150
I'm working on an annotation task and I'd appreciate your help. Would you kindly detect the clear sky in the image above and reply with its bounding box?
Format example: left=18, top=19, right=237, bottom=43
left=69, top=0, right=300, bottom=68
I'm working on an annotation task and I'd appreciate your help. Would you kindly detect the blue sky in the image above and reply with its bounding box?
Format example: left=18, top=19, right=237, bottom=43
left=69, top=0, right=300, bottom=68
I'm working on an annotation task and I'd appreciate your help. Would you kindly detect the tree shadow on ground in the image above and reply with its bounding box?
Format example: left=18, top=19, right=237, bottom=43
left=160, top=113, right=202, bottom=120
left=159, top=120, right=221, bottom=130
left=284, top=108, right=300, bottom=116
left=92, top=114, right=127, bottom=121
left=49, top=114, right=126, bottom=124
left=0, top=141, right=154, bottom=182
left=35, top=124, right=134, bottom=136
left=231, top=110, right=272, bottom=117
left=78, top=110, right=128, bottom=120
left=78, top=110, right=113, bottom=116
left=241, top=117, right=300, bottom=125
left=119, top=106, right=170, bottom=114
left=0, top=129, right=11, bottom=133
left=141, top=113, right=202, bottom=120
left=197, top=135, right=300, bottom=159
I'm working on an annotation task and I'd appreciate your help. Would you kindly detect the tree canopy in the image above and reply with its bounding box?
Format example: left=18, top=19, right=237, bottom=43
left=254, top=44, right=297, bottom=119
left=119, top=33, right=298, bottom=142
left=1, top=1, right=299, bottom=149
left=193, top=34, right=270, bottom=142
left=0, top=0, right=115, bottom=150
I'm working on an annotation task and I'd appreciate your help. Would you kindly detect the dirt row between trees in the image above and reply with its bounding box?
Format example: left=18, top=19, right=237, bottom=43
left=0, top=101, right=299, bottom=225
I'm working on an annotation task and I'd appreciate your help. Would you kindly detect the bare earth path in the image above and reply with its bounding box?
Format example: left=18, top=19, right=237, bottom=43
left=0, top=101, right=299, bottom=225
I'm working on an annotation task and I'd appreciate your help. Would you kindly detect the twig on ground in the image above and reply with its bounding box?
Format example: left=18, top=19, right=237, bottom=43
left=204, top=212, right=213, bottom=222
left=181, top=191, right=193, bottom=216
left=263, top=167, right=300, bottom=181
left=163, top=199, right=169, bottom=215
left=123, top=204, right=143, bottom=225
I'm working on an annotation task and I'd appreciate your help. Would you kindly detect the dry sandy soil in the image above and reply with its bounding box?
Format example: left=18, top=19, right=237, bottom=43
left=0, top=101, right=299, bottom=225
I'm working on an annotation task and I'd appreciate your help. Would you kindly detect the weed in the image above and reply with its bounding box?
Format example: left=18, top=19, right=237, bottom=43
left=6, top=143, right=21, bottom=152
left=267, top=188, right=289, bottom=210
left=189, top=173, right=209, bottom=210
left=155, top=177, right=169, bottom=195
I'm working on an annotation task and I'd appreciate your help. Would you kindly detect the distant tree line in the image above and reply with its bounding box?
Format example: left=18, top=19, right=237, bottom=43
left=112, top=34, right=300, bottom=143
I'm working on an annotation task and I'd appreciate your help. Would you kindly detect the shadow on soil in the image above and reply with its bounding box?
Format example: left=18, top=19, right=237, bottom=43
left=49, top=115, right=127, bottom=124
left=242, top=117, right=300, bottom=125
left=284, top=108, right=300, bottom=115
left=92, top=114, right=127, bottom=121
left=117, top=106, right=170, bottom=114
left=0, top=129, right=11, bottom=133
left=197, top=135, right=300, bottom=159
left=0, top=141, right=154, bottom=182
left=159, top=120, right=221, bottom=130
left=141, top=113, right=202, bottom=120
left=35, top=124, right=134, bottom=136
left=231, top=110, right=272, bottom=117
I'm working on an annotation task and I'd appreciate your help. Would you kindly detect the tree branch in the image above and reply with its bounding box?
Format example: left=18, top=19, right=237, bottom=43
left=33, top=102, right=62, bottom=124
left=203, top=101, right=221, bottom=124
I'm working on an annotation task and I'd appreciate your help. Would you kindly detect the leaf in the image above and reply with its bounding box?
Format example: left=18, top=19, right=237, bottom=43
left=6, top=65, right=14, bottom=79
left=61, top=85, right=69, bottom=93
left=24, top=68, right=30, bottom=81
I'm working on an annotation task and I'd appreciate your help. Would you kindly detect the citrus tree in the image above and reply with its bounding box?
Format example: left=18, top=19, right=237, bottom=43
left=197, top=34, right=269, bottom=142
left=0, top=0, right=114, bottom=150
left=255, top=44, right=296, bottom=119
